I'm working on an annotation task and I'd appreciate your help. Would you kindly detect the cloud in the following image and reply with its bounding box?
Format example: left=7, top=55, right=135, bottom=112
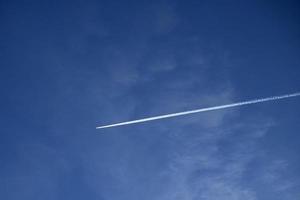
left=155, top=121, right=268, bottom=200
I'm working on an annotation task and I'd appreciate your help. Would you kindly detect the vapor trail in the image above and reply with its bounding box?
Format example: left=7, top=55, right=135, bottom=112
left=96, top=92, right=300, bottom=129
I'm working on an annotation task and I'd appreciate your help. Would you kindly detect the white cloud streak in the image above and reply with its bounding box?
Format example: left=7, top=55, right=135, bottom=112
left=96, top=92, right=300, bottom=129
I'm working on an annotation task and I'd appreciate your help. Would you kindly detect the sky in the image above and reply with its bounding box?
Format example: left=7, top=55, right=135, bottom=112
left=0, top=0, right=300, bottom=199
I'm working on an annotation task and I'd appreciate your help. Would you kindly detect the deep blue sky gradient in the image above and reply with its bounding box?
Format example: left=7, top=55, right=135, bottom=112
left=1, top=0, right=300, bottom=199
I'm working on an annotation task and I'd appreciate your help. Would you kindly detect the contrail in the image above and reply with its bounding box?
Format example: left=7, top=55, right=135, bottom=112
left=96, top=92, right=300, bottom=129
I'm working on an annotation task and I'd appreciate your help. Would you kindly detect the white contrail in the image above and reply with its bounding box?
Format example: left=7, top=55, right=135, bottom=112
left=96, top=92, right=300, bottom=129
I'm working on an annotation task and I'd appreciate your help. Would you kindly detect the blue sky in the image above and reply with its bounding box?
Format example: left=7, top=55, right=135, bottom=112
left=1, top=0, right=300, bottom=199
